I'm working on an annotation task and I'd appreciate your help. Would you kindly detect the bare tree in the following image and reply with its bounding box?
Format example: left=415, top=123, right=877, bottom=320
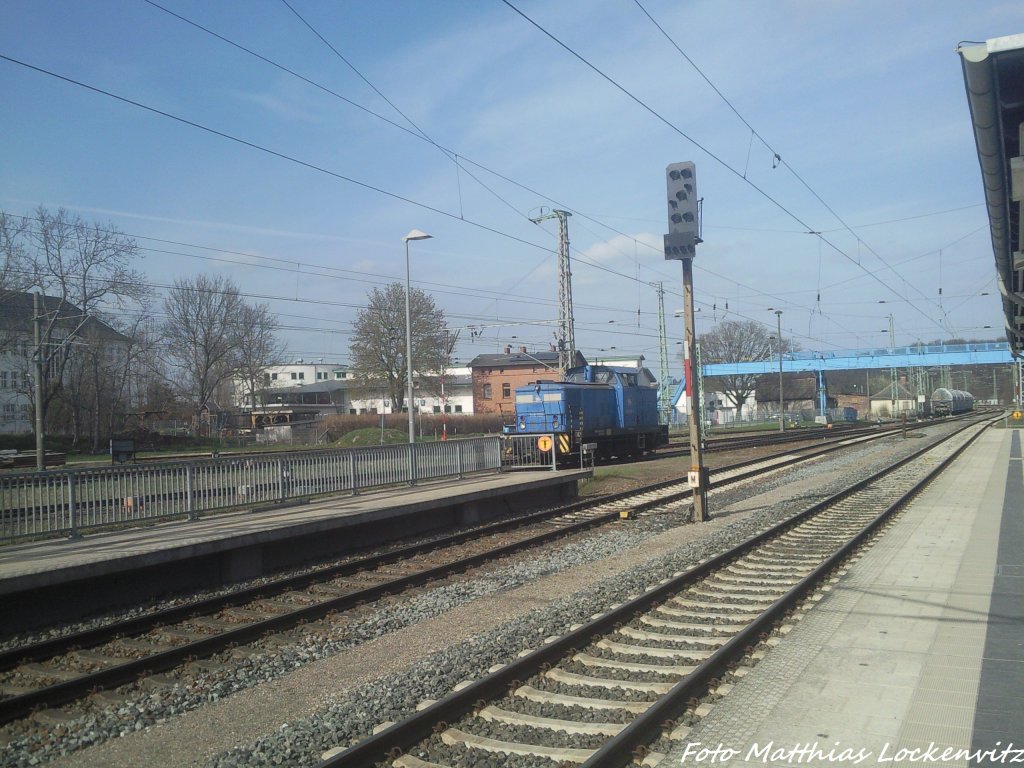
left=27, top=207, right=147, bottom=310
left=349, top=283, right=447, bottom=412
left=0, top=211, right=31, bottom=298
left=233, top=301, right=285, bottom=408
left=134, top=322, right=186, bottom=424
left=64, top=313, right=157, bottom=450
left=699, top=319, right=796, bottom=413
left=162, top=274, right=245, bottom=431
left=0, top=213, right=30, bottom=359
left=1, top=207, right=148, bottom=446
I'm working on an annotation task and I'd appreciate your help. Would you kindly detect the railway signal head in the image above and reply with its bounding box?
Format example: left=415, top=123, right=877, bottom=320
left=666, top=162, right=698, bottom=233
left=665, top=161, right=700, bottom=261
left=664, top=231, right=696, bottom=261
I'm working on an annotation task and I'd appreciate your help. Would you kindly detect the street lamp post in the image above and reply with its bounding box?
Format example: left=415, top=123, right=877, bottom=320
left=775, top=310, right=784, bottom=432
left=403, top=229, right=432, bottom=445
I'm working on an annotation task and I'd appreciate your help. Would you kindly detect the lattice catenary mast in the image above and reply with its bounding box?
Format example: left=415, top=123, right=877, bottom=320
left=530, top=209, right=575, bottom=376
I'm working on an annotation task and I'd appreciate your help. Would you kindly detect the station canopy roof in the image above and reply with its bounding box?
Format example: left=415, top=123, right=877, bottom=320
left=958, top=33, right=1024, bottom=357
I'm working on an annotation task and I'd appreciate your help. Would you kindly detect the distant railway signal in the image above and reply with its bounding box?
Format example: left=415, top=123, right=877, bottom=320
left=663, top=231, right=697, bottom=260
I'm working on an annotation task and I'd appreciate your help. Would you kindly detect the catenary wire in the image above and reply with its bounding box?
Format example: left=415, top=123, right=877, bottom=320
left=501, top=0, right=957, bottom=339
left=135, top=0, right=854, bottom=332
left=632, top=0, right=963, bottom=334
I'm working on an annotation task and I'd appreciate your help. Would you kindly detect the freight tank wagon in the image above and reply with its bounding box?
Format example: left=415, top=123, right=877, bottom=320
left=930, top=388, right=974, bottom=416
left=511, top=365, right=668, bottom=461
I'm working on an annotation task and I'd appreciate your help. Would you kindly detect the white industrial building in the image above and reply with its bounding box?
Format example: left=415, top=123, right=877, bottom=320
left=233, top=362, right=473, bottom=416
left=346, top=367, right=474, bottom=415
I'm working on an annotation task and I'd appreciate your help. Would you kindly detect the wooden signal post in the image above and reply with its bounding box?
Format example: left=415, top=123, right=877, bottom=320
left=664, top=162, right=708, bottom=521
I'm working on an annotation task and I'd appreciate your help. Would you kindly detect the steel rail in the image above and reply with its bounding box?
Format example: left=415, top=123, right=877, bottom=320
left=315, top=415, right=995, bottom=768
left=578, top=416, right=996, bottom=768
left=0, top=425, right=902, bottom=723
left=0, top=423, right=889, bottom=671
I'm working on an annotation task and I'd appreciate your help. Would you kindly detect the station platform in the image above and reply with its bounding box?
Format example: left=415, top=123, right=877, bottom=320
left=670, top=426, right=1023, bottom=766
left=0, top=469, right=587, bottom=632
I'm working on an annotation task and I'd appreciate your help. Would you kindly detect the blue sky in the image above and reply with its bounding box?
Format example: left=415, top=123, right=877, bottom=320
left=3, top=0, right=1022, bottom=379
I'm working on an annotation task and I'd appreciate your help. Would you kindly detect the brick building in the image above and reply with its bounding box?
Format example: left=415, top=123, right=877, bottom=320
left=468, top=347, right=585, bottom=418
left=755, top=372, right=836, bottom=419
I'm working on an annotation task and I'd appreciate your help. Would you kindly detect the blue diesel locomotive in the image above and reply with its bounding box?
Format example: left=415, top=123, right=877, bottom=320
left=930, top=388, right=974, bottom=416
left=508, top=364, right=669, bottom=460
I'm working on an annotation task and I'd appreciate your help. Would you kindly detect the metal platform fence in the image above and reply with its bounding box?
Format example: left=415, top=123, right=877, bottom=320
left=0, top=437, right=504, bottom=542
left=499, top=433, right=559, bottom=471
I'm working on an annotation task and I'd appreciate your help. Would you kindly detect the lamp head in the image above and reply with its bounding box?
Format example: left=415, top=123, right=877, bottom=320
left=403, top=229, right=432, bottom=242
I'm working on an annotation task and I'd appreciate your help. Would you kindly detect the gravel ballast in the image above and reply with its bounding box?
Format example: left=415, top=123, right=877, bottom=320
left=3, top=425, right=964, bottom=768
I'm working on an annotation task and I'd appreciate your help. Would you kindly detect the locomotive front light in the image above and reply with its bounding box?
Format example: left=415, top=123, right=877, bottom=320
left=552, top=416, right=559, bottom=428
left=519, top=417, right=525, bottom=430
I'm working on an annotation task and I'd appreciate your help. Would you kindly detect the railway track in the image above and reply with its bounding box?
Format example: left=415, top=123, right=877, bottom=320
left=668, top=420, right=867, bottom=449
left=653, top=420, right=908, bottom=462
left=0, top=421, right=921, bottom=528
left=314, top=413, right=996, bottom=768
left=656, top=413, right=991, bottom=462
left=0, top=421, right=907, bottom=725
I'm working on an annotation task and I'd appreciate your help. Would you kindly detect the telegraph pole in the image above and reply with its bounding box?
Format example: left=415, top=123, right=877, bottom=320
left=1018, top=360, right=1023, bottom=408
left=887, top=314, right=898, bottom=414
left=663, top=162, right=707, bottom=522
left=653, top=282, right=671, bottom=424
left=775, top=309, right=784, bottom=432
left=33, top=291, right=45, bottom=471
left=530, top=209, right=575, bottom=377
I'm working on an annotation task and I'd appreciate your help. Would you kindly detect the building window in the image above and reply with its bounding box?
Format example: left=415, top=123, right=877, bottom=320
left=0, top=371, right=6, bottom=388
left=298, top=372, right=305, bottom=380
left=444, top=405, right=451, bottom=413
left=349, top=408, right=357, bottom=415
left=2, top=404, right=15, bottom=421
left=502, top=383, right=511, bottom=398
left=271, top=373, right=278, bottom=380
left=432, top=406, right=441, bottom=413
left=263, top=373, right=271, bottom=385
left=454, top=405, right=463, bottom=413
left=482, top=383, right=492, bottom=399
left=335, top=371, right=344, bottom=379
left=290, top=372, right=297, bottom=380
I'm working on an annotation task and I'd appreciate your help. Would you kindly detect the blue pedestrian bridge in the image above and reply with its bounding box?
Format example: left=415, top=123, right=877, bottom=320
left=702, top=342, right=1014, bottom=377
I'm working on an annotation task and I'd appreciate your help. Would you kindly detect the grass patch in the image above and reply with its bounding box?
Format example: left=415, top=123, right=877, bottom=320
left=578, top=463, right=667, bottom=496
left=333, top=427, right=409, bottom=447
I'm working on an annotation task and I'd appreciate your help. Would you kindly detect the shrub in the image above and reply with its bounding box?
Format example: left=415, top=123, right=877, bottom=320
left=319, top=413, right=504, bottom=440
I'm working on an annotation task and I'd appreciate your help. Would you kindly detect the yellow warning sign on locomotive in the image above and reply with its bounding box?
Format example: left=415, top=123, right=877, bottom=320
left=558, top=434, right=571, bottom=453
left=537, top=435, right=553, bottom=452
left=1014, top=411, right=1023, bottom=420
